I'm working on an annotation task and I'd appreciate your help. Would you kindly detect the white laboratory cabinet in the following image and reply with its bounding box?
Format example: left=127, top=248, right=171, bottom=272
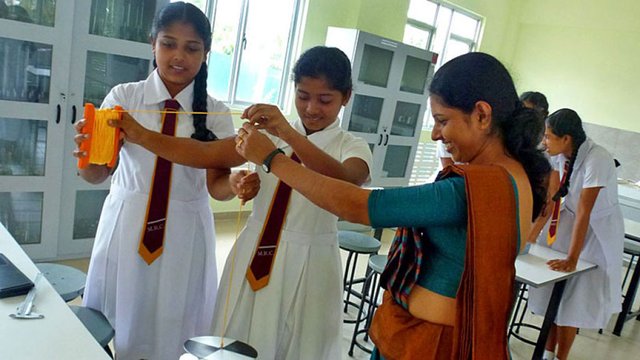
left=326, top=27, right=438, bottom=187
left=0, top=0, right=167, bottom=260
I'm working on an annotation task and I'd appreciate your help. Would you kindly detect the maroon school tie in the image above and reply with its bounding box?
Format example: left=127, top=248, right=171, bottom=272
left=547, top=160, right=570, bottom=246
left=247, top=153, right=300, bottom=290
left=138, top=99, right=179, bottom=265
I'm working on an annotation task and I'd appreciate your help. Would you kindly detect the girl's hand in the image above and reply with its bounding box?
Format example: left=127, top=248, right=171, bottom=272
left=241, top=104, right=296, bottom=141
left=108, top=112, right=147, bottom=145
left=235, top=122, right=277, bottom=165
left=547, top=257, right=578, bottom=272
left=72, top=118, right=90, bottom=159
left=230, top=170, right=260, bottom=204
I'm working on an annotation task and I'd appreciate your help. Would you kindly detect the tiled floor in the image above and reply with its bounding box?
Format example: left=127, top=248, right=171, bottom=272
left=57, top=213, right=640, bottom=359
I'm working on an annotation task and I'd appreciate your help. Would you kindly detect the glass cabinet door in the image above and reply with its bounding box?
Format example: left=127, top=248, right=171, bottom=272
left=400, top=55, right=430, bottom=94
left=56, top=0, right=162, bottom=258
left=89, top=0, right=157, bottom=43
left=84, top=51, right=150, bottom=105
left=358, top=44, right=394, bottom=88
left=348, top=94, right=384, bottom=134
left=381, top=145, right=412, bottom=179
left=0, top=117, right=47, bottom=177
left=390, top=101, right=421, bottom=137
left=0, top=0, right=56, bottom=27
left=0, top=0, right=74, bottom=259
left=0, top=37, right=52, bottom=103
left=0, top=192, right=44, bottom=245
left=72, top=190, right=109, bottom=240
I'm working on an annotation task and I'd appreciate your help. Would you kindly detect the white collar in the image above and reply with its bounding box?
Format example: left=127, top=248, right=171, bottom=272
left=142, top=69, right=195, bottom=112
left=290, top=117, right=341, bottom=150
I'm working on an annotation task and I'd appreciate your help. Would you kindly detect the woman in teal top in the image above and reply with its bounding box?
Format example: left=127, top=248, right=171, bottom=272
left=369, top=176, right=468, bottom=299
left=236, top=52, right=551, bottom=359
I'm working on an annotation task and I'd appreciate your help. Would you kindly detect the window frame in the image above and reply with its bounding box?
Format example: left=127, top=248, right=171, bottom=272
left=203, top=0, right=305, bottom=110
left=404, top=0, right=482, bottom=131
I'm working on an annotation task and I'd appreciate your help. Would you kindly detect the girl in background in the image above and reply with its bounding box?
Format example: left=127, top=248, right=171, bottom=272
left=528, top=109, right=624, bottom=360
left=520, top=91, right=550, bottom=119
left=73, top=3, right=257, bottom=359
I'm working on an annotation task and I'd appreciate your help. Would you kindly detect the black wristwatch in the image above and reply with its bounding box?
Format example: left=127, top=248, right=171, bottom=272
left=262, top=148, right=285, bottom=173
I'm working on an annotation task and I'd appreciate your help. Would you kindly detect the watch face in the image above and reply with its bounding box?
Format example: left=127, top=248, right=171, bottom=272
left=262, top=163, right=270, bottom=173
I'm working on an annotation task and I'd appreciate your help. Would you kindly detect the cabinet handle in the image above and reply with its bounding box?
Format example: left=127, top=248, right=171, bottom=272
left=56, top=104, right=61, bottom=124
left=383, top=134, right=389, bottom=146
left=71, top=105, right=77, bottom=124
left=377, top=134, right=383, bottom=145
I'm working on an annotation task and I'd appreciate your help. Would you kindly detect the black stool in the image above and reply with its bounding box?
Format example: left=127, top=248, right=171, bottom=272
left=36, top=263, right=86, bottom=302
left=71, top=305, right=115, bottom=357
left=37, top=263, right=114, bottom=357
left=339, top=230, right=381, bottom=323
left=613, top=234, right=640, bottom=336
left=348, top=254, right=387, bottom=356
left=508, top=281, right=540, bottom=345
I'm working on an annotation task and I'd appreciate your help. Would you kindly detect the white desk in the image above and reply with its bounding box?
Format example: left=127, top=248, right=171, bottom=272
left=0, top=223, right=110, bottom=360
left=513, top=244, right=597, bottom=360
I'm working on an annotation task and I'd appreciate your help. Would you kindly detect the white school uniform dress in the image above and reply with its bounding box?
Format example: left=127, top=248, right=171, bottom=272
left=211, top=118, right=372, bottom=360
left=528, top=138, right=624, bottom=329
left=82, top=70, right=234, bottom=360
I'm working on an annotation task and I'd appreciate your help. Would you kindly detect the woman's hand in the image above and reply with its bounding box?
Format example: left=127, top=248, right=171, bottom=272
left=229, top=170, right=260, bottom=204
left=241, top=103, right=296, bottom=141
left=235, top=122, right=277, bottom=165
left=547, top=257, right=578, bottom=272
left=108, top=111, right=148, bottom=145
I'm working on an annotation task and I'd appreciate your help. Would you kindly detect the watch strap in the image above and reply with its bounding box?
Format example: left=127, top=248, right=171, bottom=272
left=262, top=148, right=285, bottom=173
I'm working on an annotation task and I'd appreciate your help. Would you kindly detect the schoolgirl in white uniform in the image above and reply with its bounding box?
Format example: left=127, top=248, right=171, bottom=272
left=74, top=3, right=246, bottom=359
left=528, top=108, right=624, bottom=360
left=213, top=46, right=371, bottom=360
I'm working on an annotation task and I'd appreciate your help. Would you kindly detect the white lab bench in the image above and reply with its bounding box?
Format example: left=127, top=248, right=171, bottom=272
left=0, top=222, right=110, bottom=360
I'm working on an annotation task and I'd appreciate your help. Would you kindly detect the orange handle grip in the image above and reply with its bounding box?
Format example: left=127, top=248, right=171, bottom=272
left=78, top=103, right=95, bottom=169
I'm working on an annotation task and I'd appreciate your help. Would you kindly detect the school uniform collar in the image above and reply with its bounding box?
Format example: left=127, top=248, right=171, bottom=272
left=289, top=117, right=341, bottom=150
left=143, top=69, right=195, bottom=113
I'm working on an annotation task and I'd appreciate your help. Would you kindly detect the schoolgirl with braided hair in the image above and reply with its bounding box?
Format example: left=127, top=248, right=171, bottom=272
left=528, top=108, right=624, bottom=360
left=73, top=2, right=259, bottom=359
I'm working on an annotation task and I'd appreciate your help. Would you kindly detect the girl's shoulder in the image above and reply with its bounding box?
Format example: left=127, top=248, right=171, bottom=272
left=583, top=141, right=614, bottom=168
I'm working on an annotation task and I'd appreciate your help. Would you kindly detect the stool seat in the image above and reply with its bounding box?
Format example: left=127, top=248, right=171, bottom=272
left=70, top=305, right=115, bottom=348
left=368, top=254, right=387, bottom=274
left=624, top=239, right=640, bottom=255
left=338, top=231, right=380, bottom=253
left=36, top=263, right=87, bottom=302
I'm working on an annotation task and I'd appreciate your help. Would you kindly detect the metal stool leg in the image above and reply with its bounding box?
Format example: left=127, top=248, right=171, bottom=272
left=622, top=254, right=637, bottom=294
left=509, top=282, right=526, bottom=337
left=364, top=273, right=381, bottom=343
left=343, top=251, right=356, bottom=313
left=348, top=269, right=374, bottom=357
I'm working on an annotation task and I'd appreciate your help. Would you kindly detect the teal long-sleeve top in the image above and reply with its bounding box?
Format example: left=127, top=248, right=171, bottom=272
left=368, top=176, right=467, bottom=298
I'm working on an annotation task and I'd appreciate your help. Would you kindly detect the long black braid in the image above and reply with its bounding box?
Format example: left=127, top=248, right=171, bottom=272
left=546, top=109, right=587, bottom=201
left=150, top=1, right=217, bottom=142
left=191, top=62, right=217, bottom=141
